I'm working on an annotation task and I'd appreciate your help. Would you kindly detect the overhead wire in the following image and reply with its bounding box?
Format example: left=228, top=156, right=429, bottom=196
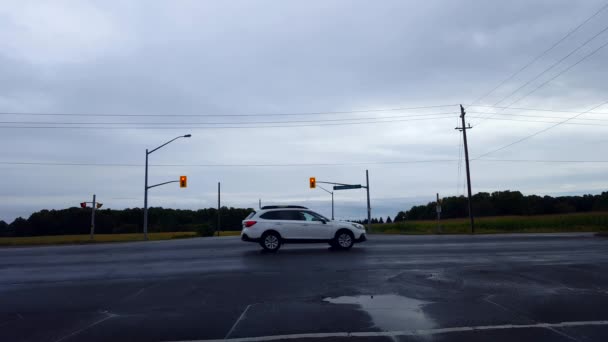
left=468, top=1, right=608, bottom=107
left=0, top=112, right=458, bottom=126
left=0, top=115, right=459, bottom=130
left=473, top=36, right=608, bottom=125
left=2, top=159, right=608, bottom=168
left=473, top=100, right=608, bottom=159
left=490, top=22, right=608, bottom=108
left=0, top=104, right=460, bottom=118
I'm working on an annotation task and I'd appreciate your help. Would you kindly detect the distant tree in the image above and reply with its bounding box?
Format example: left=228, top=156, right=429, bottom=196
left=0, top=220, right=9, bottom=237
left=395, top=190, right=608, bottom=221
left=394, top=211, right=406, bottom=222
left=379, top=217, right=384, bottom=224
left=386, top=216, right=392, bottom=224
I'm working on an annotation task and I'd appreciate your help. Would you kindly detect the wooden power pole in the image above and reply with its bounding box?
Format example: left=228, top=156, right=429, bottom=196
left=456, top=105, right=475, bottom=234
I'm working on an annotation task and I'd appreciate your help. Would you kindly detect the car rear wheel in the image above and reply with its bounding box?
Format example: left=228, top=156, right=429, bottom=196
left=260, top=232, right=281, bottom=252
left=335, top=230, right=354, bottom=250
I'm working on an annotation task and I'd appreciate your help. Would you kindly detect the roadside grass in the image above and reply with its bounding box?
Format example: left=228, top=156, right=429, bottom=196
left=0, top=230, right=244, bottom=247
left=370, top=212, right=608, bottom=235
left=0, top=232, right=197, bottom=246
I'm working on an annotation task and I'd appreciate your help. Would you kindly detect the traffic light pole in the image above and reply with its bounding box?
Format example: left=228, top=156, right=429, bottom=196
left=143, top=134, right=191, bottom=241
left=90, top=194, right=96, bottom=240
left=366, top=170, right=371, bottom=230
left=217, top=182, right=221, bottom=237
left=314, top=170, right=371, bottom=226
left=144, top=150, right=149, bottom=240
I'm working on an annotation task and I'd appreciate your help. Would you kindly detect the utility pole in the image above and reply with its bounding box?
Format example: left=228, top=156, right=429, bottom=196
left=217, top=182, right=221, bottom=237
left=456, top=105, right=475, bottom=233
left=331, top=191, right=334, bottom=220
left=90, top=194, right=96, bottom=240
left=436, top=193, right=441, bottom=233
left=366, top=169, right=371, bottom=230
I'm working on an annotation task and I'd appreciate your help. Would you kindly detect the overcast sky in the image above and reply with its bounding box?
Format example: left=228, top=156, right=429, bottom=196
left=1, top=0, right=608, bottom=223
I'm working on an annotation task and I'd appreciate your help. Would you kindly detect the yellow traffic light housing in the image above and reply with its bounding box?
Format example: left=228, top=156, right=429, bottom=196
left=309, top=177, right=316, bottom=189
left=180, top=176, right=187, bottom=188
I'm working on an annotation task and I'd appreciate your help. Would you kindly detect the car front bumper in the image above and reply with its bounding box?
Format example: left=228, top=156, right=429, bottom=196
left=356, top=233, right=367, bottom=243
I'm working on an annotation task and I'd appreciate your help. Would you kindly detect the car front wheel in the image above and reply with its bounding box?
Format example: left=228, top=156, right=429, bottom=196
left=260, top=232, right=281, bottom=252
left=335, top=230, right=354, bottom=250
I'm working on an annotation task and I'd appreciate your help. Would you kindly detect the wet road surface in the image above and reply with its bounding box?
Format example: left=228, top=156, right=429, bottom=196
left=1, top=233, right=608, bottom=341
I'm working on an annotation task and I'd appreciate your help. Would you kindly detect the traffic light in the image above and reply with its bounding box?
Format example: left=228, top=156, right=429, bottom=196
left=180, top=176, right=187, bottom=188
left=96, top=203, right=103, bottom=209
left=80, top=202, right=87, bottom=208
left=309, top=177, right=316, bottom=189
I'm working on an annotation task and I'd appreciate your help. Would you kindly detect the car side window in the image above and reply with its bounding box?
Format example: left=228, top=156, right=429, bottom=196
left=260, top=211, right=281, bottom=220
left=282, top=211, right=304, bottom=221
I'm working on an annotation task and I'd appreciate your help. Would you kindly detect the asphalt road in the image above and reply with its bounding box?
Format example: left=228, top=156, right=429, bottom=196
left=2, top=233, right=608, bottom=342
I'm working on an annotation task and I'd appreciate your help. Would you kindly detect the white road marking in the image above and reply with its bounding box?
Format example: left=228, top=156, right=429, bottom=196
left=169, top=320, right=608, bottom=342
left=224, top=304, right=252, bottom=339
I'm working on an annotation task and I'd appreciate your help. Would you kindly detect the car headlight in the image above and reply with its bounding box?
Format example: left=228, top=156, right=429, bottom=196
left=351, top=223, right=365, bottom=230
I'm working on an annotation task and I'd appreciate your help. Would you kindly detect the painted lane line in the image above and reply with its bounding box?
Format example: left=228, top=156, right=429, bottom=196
left=224, top=304, right=252, bottom=339
left=169, top=320, right=608, bottom=342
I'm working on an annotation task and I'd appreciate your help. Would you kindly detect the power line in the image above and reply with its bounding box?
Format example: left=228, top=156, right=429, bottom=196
left=466, top=105, right=608, bottom=115
left=468, top=1, right=608, bottom=106
left=0, top=115, right=459, bottom=130
left=2, top=159, right=608, bottom=168
left=474, top=101, right=608, bottom=159
left=490, top=22, right=608, bottom=108
left=469, top=112, right=608, bottom=122
left=0, top=104, right=459, bottom=118
left=0, top=112, right=458, bottom=126
left=503, top=38, right=608, bottom=108
left=467, top=116, right=608, bottom=126
left=474, top=36, right=608, bottom=125
left=0, top=160, right=460, bottom=167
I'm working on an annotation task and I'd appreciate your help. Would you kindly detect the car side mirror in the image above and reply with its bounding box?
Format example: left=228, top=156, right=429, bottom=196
left=322, top=220, right=327, bottom=224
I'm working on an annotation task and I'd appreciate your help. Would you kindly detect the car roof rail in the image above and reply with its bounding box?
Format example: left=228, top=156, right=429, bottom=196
left=261, top=205, right=308, bottom=210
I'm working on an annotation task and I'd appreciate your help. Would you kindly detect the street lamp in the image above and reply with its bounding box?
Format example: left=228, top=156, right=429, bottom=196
left=317, top=185, right=334, bottom=220
left=143, top=134, right=191, bottom=240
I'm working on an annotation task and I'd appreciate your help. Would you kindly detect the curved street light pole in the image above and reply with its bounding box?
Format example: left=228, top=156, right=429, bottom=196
left=317, top=185, right=334, bottom=220
left=144, top=134, right=191, bottom=240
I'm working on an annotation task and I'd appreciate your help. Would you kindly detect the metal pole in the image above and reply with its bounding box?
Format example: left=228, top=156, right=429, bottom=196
left=366, top=169, right=371, bottom=230
left=90, top=194, right=96, bottom=240
left=436, top=193, right=441, bottom=233
left=217, top=182, right=221, bottom=237
left=259, top=199, right=261, bottom=209
left=144, top=149, right=149, bottom=241
left=460, top=105, right=475, bottom=234
left=331, top=192, right=334, bottom=220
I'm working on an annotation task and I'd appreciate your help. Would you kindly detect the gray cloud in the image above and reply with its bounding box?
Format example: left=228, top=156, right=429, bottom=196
left=1, top=0, right=607, bottom=223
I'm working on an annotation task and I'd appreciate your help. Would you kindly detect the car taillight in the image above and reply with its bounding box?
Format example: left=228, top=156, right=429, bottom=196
left=244, top=221, right=257, bottom=228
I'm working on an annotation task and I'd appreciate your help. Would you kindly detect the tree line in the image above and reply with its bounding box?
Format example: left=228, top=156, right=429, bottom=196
left=2, top=190, right=608, bottom=237
left=394, top=191, right=608, bottom=221
left=0, top=207, right=253, bottom=237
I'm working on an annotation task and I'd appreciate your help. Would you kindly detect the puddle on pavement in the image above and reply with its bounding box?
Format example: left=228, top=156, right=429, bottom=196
left=323, top=294, right=434, bottom=331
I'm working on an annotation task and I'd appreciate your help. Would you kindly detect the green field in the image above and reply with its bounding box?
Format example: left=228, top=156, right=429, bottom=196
left=369, top=212, right=608, bottom=235
left=0, top=231, right=241, bottom=247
